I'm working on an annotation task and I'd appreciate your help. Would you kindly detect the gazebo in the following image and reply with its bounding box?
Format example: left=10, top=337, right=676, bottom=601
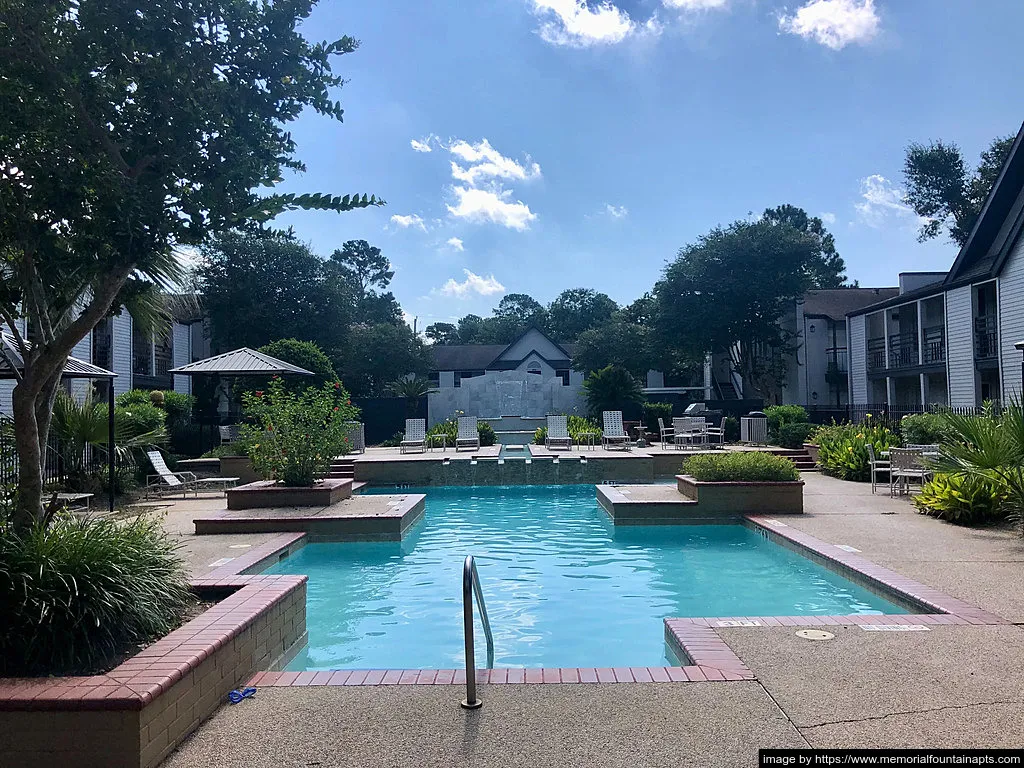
left=0, top=333, right=119, bottom=514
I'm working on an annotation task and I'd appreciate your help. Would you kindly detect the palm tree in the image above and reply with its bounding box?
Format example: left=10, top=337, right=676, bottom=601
left=387, top=377, right=434, bottom=399
left=582, top=365, right=644, bottom=419
left=932, top=401, right=1024, bottom=535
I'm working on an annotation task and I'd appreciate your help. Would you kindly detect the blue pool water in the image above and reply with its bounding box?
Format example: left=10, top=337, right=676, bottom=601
left=265, top=485, right=906, bottom=670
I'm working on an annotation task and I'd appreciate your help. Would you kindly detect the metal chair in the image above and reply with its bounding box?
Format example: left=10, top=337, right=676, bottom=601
left=456, top=416, right=481, bottom=452
left=866, top=443, right=890, bottom=495
left=545, top=415, right=572, bottom=450
left=601, top=411, right=631, bottom=450
left=400, top=419, right=426, bottom=454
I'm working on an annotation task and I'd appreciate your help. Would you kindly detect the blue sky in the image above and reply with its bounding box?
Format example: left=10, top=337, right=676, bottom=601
left=272, top=0, right=1024, bottom=330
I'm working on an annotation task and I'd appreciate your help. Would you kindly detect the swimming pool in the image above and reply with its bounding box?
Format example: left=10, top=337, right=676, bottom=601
left=265, top=484, right=906, bottom=670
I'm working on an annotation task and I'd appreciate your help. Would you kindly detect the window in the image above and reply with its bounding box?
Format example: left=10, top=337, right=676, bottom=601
left=92, top=317, right=112, bottom=370
left=555, top=368, right=570, bottom=386
left=526, top=360, right=542, bottom=376
left=132, top=323, right=152, bottom=376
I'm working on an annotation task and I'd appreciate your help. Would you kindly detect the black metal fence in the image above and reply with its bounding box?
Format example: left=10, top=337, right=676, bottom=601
left=805, top=403, right=989, bottom=433
left=0, top=415, right=64, bottom=489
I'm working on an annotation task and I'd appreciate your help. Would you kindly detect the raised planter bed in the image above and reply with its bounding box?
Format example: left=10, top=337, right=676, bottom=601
left=218, top=455, right=261, bottom=484
left=0, top=573, right=306, bottom=768
left=226, top=478, right=352, bottom=509
left=676, top=474, right=804, bottom=515
left=803, top=442, right=820, bottom=465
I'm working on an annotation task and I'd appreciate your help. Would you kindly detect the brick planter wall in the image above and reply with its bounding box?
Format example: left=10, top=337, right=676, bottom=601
left=676, top=474, right=804, bottom=515
left=803, top=443, right=820, bottom=465
left=0, top=573, right=306, bottom=768
left=226, top=479, right=352, bottom=509
left=218, top=455, right=261, bottom=484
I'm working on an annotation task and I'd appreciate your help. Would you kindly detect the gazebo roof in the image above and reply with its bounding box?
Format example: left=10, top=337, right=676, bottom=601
left=0, top=333, right=116, bottom=380
left=169, top=347, right=314, bottom=376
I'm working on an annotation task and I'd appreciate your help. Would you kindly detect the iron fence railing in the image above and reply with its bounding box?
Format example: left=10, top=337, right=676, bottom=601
left=0, top=415, right=65, bottom=490
left=922, top=326, right=946, bottom=365
left=867, top=338, right=886, bottom=371
left=825, top=347, right=848, bottom=376
left=805, top=403, right=995, bottom=433
left=974, top=316, right=998, bottom=360
left=887, top=332, right=919, bottom=369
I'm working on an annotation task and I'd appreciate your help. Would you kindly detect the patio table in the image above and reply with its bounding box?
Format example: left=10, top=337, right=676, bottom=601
left=427, top=433, right=448, bottom=452
left=577, top=432, right=599, bottom=450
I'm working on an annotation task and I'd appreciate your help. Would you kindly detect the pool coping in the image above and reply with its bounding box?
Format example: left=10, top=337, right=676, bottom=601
left=218, top=515, right=1008, bottom=688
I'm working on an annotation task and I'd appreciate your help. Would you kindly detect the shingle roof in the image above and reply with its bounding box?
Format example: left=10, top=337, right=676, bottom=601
left=0, top=333, right=116, bottom=379
left=169, top=347, right=314, bottom=376
left=801, top=288, right=900, bottom=321
left=429, top=340, right=577, bottom=371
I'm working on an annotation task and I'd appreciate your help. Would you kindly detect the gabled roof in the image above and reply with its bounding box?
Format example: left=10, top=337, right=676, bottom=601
left=491, top=325, right=572, bottom=363
left=429, top=326, right=577, bottom=372
left=169, top=347, right=314, bottom=376
left=945, top=121, right=1024, bottom=288
left=0, top=333, right=116, bottom=380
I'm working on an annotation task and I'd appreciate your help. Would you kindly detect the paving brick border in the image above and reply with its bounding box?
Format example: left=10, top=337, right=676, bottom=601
left=0, top=536, right=308, bottom=768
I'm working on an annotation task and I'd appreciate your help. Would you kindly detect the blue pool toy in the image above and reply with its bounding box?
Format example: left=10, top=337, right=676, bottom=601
left=228, top=687, right=257, bottom=704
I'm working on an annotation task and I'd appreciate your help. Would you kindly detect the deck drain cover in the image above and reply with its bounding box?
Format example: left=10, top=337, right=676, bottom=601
left=795, top=629, right=834, bottom=641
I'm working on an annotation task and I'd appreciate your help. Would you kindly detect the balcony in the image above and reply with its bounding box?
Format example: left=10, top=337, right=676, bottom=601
left=825, top=347, right=848, bottom=382
left=867, top=338, right=886, bottom=371
left=974, top=315, right=998, bottom=360
left=922, top=326, right=946, bottom=365
left=888, top=332, right=919, bottom=369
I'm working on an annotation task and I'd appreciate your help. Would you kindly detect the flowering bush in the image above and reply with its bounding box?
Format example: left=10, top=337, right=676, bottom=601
left=240, top=377, right=360, bottom=486
left=814, top=416, right=896, bottom=481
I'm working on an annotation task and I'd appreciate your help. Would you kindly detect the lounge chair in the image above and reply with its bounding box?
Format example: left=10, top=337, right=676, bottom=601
left=866, top=443, right=890, bottom=495
left=145, top=450, right=239, bottom=498
left=601, top=411, right=631, bottom=450
left=545, top=415, right=572, bottom=451
left=658, top=417, right=674, bottom=448
left=400, top=419, right=427, bottom=454
left=455, top=416, right=480, bottom=452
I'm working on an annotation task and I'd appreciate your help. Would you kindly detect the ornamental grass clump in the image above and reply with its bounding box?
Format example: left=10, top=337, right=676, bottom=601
left=0, top=514, right=191, bottom=676
left=241, top=377, right=360, bottom=486
left=814, top=416, right=896, bottom=481
left=682, top=452, right=799, bottom=483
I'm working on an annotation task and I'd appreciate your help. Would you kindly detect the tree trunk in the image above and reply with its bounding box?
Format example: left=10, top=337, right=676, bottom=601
left=11, top=383, right=44, bottom=532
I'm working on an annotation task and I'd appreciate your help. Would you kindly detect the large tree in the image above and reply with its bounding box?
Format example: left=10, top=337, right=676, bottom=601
left=546, top=288, right=618, bottom=342
left=762, top=204, right=847, bottom=288
left=424, top=322, right=460, bottom=345
left=0, top=0, right=380, bottom=528
left=326, top=239, right=402, bottom=325
left=339, top=322, right=430, bottom=397
left=903, top=134, right=1016, bottom=247
left=653, top=219, right=822, bottom=404
left=199, top=232, right=351, bottom=352
left=572, top=318, right=652, bottom=378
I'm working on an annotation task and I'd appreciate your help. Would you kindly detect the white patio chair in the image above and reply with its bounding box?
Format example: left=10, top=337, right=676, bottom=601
left=400, top=419, right=426, bottom=454
left=704, top=417, right=727, bottom=446
left=545, top=415, right=572, bottom=451
left=672, top=417, right=706, bottom=450
left=455, top=416, right=480, bottom=452
left=658, top=417, right=674, bottom=448
left=601, top=411, right=631, bottom=450
left=145, top=450, right=197, bottom=498
left=865, top=443, right=890, bottom=495
left=889, top=447, right=931, bottom=497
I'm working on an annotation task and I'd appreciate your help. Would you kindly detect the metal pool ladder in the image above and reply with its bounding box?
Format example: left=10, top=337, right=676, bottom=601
left=461, top=555, right=494, bottom=709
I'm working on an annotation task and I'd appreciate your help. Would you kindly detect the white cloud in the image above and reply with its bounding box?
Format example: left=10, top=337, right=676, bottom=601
left=447, top=187, right=537, bottom=231
left=449, top=139, right=542, bottom=186
left=663, top=0, right=729, bottom=9
left=854, top=174, right=924, bottom=227
left=446, top=237, right=465, bottom=251
left=820, top=211, right=837, bottom=224
left=410, top=138, right=433, bottom=153
left=604, top=203, right=628, bottom=219
left=531, top=0, right=637, bottom=47
left=778, top=0, right=879, bottom=50
left=439, top=269, right=507, bottom=298
left=390, top=213, right=427, bottom=231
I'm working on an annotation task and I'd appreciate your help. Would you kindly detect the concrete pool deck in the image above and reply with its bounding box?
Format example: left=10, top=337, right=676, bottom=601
left=158, top=473, right=1024, bottom=765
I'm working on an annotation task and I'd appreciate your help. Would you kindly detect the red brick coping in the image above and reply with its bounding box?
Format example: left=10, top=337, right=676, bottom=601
left=0, top=533, right=308, bottom=768
left=216, top=519, right=1009, bottom=689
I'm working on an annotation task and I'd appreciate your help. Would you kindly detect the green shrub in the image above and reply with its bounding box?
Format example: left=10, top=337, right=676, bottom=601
left=682, top=452, right=799, bottom=482
left=0, top=514, right=191, bottom=676
left=776, top=422, right=817, bottom=449
left=161, top=391, right=195, bottom=429
left=764, top=405, right=808, bottom=439
left=814, top=418, right=896, bottom=481
left=724, top=416, right=740, bottom=442
left=913, top=472, right=1007, bottom=525
left=241, top=377, right=359, bottom=486
left=379, top=431, right=404, bottom=448
left=641, top=401, right=673, bottom=426
left=115, top=401, right=166, bottom=435
left=533, top=415, right=603, bottom=444
left=900, top=413, right=947, bottom=446
left=115, top=389, right=152, bottom=408
left=427, top=418, right=497, bottom=447
left=582, top=365, right=643, bottom=418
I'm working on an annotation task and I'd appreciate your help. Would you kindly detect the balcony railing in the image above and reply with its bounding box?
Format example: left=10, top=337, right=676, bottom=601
left=888, top=332, right=919, bottom=369
left=825, top=347, right=848, bottom=376
left=922, top=326, right=946, bottom=365
left=974, top=315, right=998, bottom=360
left=867, top=338, right=886, bottom=371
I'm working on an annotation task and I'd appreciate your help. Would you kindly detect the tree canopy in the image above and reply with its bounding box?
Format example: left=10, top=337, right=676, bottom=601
left=0, top=0, right=380, bottom=528
left=903, top=134, right=1016, bottom=247
left=761, top=204, right=847, bottom=288
left=546, top=288, right=619, bottom=341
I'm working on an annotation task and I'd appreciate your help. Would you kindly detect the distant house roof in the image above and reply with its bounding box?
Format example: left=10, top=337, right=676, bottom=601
left=0, top=333, right=116, bottom=380
left=169, top=347, right=314, bottom=376
left=429, top=326, right=577, bottom=371
left=801, top=288, right=900, bottom=321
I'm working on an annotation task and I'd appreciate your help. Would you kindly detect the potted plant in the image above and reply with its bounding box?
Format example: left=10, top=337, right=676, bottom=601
left=226, top=377, right=361, bottom=508
left=676, top=452, right=805, bottom=514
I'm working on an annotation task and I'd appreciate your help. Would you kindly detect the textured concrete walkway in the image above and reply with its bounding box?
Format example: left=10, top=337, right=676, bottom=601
left=162, top=473, right=1024, bottom=766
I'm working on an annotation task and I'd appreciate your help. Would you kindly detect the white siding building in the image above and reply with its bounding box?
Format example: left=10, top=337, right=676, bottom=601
left=847, top=121, right=1024, bottom=408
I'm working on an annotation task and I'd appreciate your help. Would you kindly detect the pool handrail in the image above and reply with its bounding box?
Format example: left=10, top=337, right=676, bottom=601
left=461, top=555, right=494, bottom=709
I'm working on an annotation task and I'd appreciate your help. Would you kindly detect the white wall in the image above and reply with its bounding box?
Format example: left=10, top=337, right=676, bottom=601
left=945, top=286, right=975, bottom=407
left=848, top=314, right=868, bottom=403
left=999, top=237, right=1024, bottom=399
left=111, top=310, right=133, bottom=395
left=172, top=322, right=191, bottom=394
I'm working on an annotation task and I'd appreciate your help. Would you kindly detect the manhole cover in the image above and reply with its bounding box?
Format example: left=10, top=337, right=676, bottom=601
left=795, top=629, right=835, bottom=641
